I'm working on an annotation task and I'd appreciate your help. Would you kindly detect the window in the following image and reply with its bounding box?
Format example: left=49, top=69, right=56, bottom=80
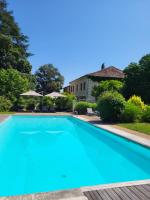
left=83, top=82, right=86, bottom=90
left=72, top=86, right=74, bottom=92
left=80, top=83, right=82, bottom=91
left=76, top=84, right=78, bottom=92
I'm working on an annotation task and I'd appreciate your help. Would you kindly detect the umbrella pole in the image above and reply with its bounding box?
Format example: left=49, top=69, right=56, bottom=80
left=41, top=91, right=43, bottom=112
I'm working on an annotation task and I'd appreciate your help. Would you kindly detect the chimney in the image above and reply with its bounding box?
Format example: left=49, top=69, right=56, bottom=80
left=101, top=63, right=105, bottom=70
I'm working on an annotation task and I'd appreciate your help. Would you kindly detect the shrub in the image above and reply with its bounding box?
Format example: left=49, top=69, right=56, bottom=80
left=42, top=97, right=54, bottom=111
left=26, top=98, right=39, bottom=111
left=142, top=106, right=150, bottom=122
left=16, top=97, right=27, bottom=111
left=0, top=96, right=12, bottom=112
left=55, top=93, right=76, bottom=111
left=75, top=101, right=97, bottom=114
left=121, top=102, right=142, bottom=122
left=128, top=95, right=145, bottom=110
left=97, top=91, right=126, bottom=122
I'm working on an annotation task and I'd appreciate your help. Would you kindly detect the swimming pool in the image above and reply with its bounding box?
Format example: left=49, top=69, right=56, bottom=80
left=0, top=115, right=150, bottom=196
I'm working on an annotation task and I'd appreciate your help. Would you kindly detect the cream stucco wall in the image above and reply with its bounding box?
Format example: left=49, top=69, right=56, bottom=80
left=69, top=77, right=99, bottom=102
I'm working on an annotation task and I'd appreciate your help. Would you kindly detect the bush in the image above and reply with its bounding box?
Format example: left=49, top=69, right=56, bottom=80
left=26, top=98, right=39, bottom=111
left=128, top=95, right=145, bottom=110
left=0, top=96, right=12, bottom=112
left=142, top=106, right=150, bottom=122
left=97, top=91, right=126, bottom=122
left=55, top=93, right=76, bottom=111
left=16, top=97, right=28, bottom=111
left=75, top=101, right=97, bottom=114
left=121, top=102, right=142, bottom=122
left=42, top=96, right=54, bottom=111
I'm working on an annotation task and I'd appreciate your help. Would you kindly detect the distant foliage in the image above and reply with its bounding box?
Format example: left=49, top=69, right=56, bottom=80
left=123, top=54, right=150, bottom=104
left=0, top=96, right=12, bottom=111
left=121, top=102, right=142, bottom=123
left=128, top=95, right=145, bottom=110
left=97, top=91, right=126, bottom=122
left=142, top=106, right=150, bottom=123
left=92, top=80, right=124, bottom=99
left=75, top=101, right=97, bottom=114
left=35, top=64, right=64, bottom=95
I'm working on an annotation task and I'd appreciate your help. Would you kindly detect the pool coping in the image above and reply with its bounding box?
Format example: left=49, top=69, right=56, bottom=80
left=73, top=115, right=150, bottom=148
left=0, top=114, right=150, bottom=199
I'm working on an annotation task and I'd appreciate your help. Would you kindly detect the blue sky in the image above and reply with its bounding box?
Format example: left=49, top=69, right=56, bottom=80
left=8, top=0, right=150, bottom=86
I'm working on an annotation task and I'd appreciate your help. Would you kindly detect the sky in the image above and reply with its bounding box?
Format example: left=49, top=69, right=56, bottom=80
left=7, top=0, right=150, bottom=86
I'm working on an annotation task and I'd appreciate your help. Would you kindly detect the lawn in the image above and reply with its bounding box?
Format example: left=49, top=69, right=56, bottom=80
left=0, top=112, right=15, bottom=115
left=117, top=123, right=150, bottom=135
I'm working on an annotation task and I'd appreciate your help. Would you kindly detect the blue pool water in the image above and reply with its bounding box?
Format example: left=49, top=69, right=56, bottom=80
left=0, top=116, right=150, bottom=196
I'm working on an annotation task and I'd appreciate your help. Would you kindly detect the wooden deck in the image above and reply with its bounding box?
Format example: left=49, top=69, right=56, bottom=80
left=84, top=184, right=150, bottom=200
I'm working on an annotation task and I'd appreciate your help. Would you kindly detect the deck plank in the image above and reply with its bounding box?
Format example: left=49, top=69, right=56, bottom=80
left=84, top=184, right=150, bottom=200
left=102, top=189, right=122, bottom=200
left=143, top=184, right=150, bottom=192
left=84, top=191, right=95, bottom=200
left=84, top=192, right=95, bottom=200
left=135, top=185, right=150, bottom=199
left=113, top=187, right=133, bottom=200
left=104, top=188, right=121, bottom=200
left=97, top=190, right=113, bottom=200
left=127, top=186, right=149, bottom=200
left=92, top=191, right=103, bottom=200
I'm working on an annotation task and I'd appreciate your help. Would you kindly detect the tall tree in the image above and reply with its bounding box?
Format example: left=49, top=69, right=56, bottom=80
left=123, top=54, right=150, bottom=103
left=35, top=64, right=64, bottom=94
left=0, top=0, right=32, bottom=73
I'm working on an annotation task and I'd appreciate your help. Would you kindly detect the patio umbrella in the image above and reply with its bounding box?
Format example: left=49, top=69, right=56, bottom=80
left=20, top=90, right=42, bottom=97
left=45, top=92, right=66, bottom=98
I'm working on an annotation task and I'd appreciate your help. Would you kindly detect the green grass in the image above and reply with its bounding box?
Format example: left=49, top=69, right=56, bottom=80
left=0, top=112, right=15, bottom=114
left=117, top=123, right=150, bottom=135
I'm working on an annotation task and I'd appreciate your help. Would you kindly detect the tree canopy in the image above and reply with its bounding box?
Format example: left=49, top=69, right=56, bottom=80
left=0, top=68, right=30, bottom=103
left=123, top=54, right=150, bottom=103
left=0, top=0, right=32, bottom=73
left=35, top=64, right=64, bottom=95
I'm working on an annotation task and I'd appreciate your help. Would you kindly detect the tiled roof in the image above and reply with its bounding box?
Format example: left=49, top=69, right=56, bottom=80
left=88, top=66, right=124, bottom=78
left=70, top=66, right=124, bottom=83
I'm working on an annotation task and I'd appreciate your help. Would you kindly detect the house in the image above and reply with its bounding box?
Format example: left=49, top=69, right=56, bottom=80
left=64, top=66, right=124, bottom=102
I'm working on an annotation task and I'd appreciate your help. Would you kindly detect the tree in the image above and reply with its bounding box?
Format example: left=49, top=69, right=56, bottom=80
left=35, top=64, right=64, bottom=94
left=123, top=54, right=150, bottom=103
left=0, top=0, right=32, bottom=73
left=92, top=80, right=124, bottom=100
left=0, top=69, right=30, bottom=103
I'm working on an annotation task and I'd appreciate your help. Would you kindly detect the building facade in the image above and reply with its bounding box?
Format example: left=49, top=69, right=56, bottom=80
left=64, top=66, right=124, bottom=102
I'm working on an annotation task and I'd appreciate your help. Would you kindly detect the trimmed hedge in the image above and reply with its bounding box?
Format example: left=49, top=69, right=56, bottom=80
left=97, top=91, right=126, bottom=122
left=75, top=101, right=97, bottom=114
